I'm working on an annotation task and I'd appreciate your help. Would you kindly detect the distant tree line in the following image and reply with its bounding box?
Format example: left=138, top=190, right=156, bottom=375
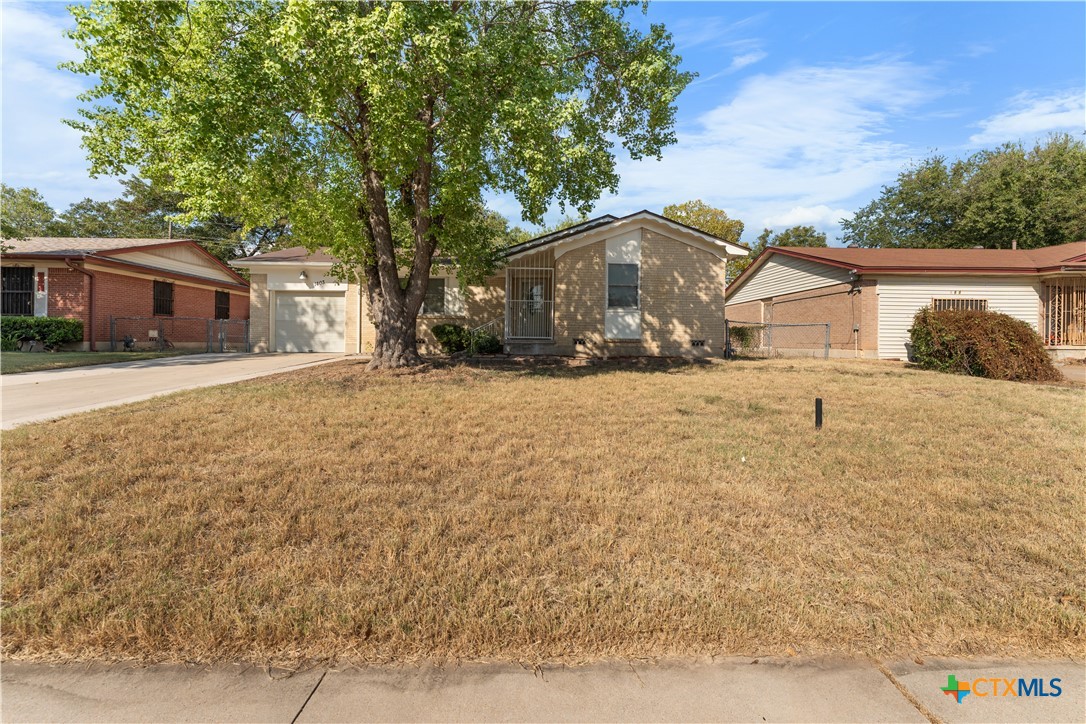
left=5, top=134, right=1081, bottom=266
left=1, top=177, right=290, bottom=263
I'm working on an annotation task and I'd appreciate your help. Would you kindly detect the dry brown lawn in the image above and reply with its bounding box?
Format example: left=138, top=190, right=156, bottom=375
left=2, top=357, right=1083, bottom=666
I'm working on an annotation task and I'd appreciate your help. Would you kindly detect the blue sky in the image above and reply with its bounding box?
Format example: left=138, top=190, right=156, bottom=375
left=2, top=1, right=1084, bottom=245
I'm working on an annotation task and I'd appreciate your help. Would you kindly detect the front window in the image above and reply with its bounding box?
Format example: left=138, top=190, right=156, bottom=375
left=607, top=263, right=639, bottom=308
left=421, top=278, right=446, bottom=315
left=1, top=267, right=34, bottom=316
left=153, top=280, right=174, bottom=316
left=932, top=298, right=988, bottom=312
left=215, top=290, right=230, bottom=320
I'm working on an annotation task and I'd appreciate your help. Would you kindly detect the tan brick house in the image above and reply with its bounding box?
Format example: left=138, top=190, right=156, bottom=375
left=725, top=242, right=1086, bottom=360
left=1, top=238, right=250, bottom=350
left=232, top=211, right=749, bottom=357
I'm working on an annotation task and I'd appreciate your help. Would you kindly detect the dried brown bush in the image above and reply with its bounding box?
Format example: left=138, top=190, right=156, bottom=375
left=909, top=308, right=1061, bottom=382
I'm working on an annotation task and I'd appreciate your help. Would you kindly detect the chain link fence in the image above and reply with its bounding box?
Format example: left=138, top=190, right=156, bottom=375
left=725, top=320, right=831, bottom=359
left=110, top=317, right=249, bottom=353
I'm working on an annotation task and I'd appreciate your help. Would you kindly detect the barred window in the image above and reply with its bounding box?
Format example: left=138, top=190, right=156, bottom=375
left=153, top=280, right=174, bottom=316
left=215, top=290, right=230, bottom=320
left=932, top=298, right=988, bottom=312
left=1, top=267, right=34, bottom=316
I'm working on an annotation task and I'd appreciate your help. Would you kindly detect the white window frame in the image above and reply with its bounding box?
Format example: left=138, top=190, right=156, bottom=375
left=607, top=262, right=640, bottom=310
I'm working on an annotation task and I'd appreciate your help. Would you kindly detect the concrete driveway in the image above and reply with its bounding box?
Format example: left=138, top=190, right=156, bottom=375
left=1, top=353, right=341, bottom=430
left=1057, top=363, right=1086, bottom=384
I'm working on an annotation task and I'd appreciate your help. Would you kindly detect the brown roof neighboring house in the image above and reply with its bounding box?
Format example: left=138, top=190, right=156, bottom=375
left=1, top=236, right=249, bottom=287
left=2, top=237, right=193, bottom=257
left=230, top=246, right=339, bottom=265
left=728, top=241, right=1086, bottom=299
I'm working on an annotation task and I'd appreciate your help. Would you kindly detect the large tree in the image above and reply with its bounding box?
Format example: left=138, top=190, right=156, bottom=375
left=1, top=185, right=64, bottom=239
left=662, top=199, right=745, bottom=246
left=67, top=1, right=691, bottom=368
left=841, top=133, right=1086, bottom=249
left=731, top=225, right=827, bottom=279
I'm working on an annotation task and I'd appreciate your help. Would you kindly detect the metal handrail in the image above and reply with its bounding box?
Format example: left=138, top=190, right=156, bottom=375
left=467, top=318, right=504, bottom=355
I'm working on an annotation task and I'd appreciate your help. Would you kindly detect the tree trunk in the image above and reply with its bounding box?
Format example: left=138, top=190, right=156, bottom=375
left=364, top=267, right=425, bottom=370
left=354, top=94, right=438, bottom=370
left=368, top=316, right=423, bottom=369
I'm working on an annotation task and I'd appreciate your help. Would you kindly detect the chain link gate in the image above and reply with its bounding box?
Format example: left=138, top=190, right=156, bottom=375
left=725, top=320, right=831, bottom=359
left=111, top=317, right=249, bottom=353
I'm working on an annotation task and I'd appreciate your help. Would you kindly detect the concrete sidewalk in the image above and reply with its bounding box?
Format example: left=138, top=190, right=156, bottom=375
left=1, top=353, right=342, bottom=429
left=2, top=657, right=1082, bottom=723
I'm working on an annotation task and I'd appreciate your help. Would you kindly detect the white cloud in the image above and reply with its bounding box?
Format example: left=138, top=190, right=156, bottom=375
left=962, top=42, right=996, bottom=59
left=670, top=14, right=767, bottom=52
left=0, top=3, right=80, bottom=63
left=0, top=2, right=122, bottom=207
left=969, top=90, right=1085, bottom=145
left=591, top=59, right=938, bottom=243
left=728, top=50, right=767, bottom=72
left=763, top=205, right=854, bottom=229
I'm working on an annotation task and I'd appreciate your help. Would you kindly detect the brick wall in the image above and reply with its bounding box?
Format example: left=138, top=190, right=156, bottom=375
left=44, top=266, right=249, bottom=347
left=414, top=275, right=505, bottom=353
left=550, top=230, right=727, bottom=357
left=725, top=279, right=879, bottom=354
left=248, top=274, right=271, bottom=353
left=46, top=266, right=90, bottom=342
left=724, top=300, right=763, bottom=323
left=640, top=230, right=727, bottom=356
left=230, top=290, right=250, bottom=322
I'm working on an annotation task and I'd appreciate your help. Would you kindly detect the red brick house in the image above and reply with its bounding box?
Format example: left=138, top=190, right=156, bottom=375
left=1, top=238, right=249, bottom=350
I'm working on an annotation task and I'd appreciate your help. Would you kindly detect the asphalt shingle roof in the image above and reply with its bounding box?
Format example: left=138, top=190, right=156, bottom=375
left=1, top=237, right=188, bottom=256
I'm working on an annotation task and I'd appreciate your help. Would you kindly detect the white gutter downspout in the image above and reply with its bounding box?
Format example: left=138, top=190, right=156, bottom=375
left=356, top=273, right=363, bottom=355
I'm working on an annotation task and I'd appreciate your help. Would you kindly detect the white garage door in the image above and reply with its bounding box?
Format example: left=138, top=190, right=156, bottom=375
left=275, top=292, right=345, bottom=353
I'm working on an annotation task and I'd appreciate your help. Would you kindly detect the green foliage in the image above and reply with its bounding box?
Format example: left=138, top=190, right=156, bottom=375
left=470, top=331, right=502, bottom=355
left=65, top=1, right=691, bottom=364
left=1, top=185, right=66, bottom=239
left=842, top=134, right=1086, bottom=249
left=508, top=215, right=594, bottom=245
left=662, top=200, right=745, bottom=245
left=4, top=178, right=291, bottom=263
left=909, top=308, right=1060, bottom=382
left=431, top=323, right=470, bottom=354
left=728, top=324, right=759, bottom=350
left=0, top=317, right=85, bottom=349
left=731, top=225, right=828, bottom=279
left=431, top=323, right=502, bottom=355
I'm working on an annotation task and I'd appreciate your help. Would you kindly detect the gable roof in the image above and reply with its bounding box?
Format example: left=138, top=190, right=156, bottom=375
left=500, top=210, right=750, bottom=260
left=229, top=246, right=339, bottom=266
left=1, top=237, right=189, bottom=256
left=726, top=241, right=1086, bottom=301
left=1, top=237, right=249, bottom=287
left=499, top=215, right=620, bottom=258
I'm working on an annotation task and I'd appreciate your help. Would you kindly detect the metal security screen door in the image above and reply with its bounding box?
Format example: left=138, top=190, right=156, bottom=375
left=506, top=267, right=553, bottom=339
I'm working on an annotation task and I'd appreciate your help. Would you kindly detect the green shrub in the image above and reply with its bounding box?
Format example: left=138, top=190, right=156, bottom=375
left=470, top=331, right=502, bottom=354
left=909, top=308, right=1060, bottom=382
left=0, top=316, right=84, bottom=349
left=729, top=324, right=760, bottom=350
left=431, top=323, right=469, bottom=354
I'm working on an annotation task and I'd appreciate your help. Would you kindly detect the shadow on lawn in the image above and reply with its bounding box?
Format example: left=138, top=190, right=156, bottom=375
left=449, top=354, right=718, bottom=379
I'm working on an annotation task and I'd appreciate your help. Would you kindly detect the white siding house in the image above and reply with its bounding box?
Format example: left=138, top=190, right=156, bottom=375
left=725, top=242, right=1086, bottom=360
left=873, top=276, right=1042, bottom=360
left=727, top=254, right=852, bottom=306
